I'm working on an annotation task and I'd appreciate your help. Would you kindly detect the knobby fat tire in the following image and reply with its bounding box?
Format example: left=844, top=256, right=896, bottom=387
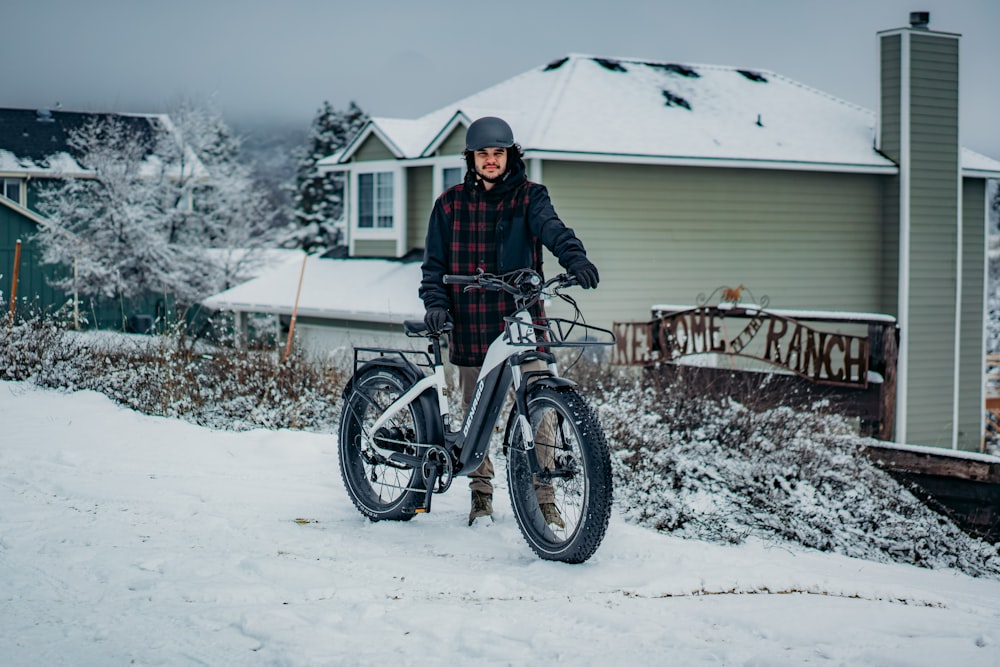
left=505, top=385, right=613, bottom=564
left=339, top=366, right=429, bottom=521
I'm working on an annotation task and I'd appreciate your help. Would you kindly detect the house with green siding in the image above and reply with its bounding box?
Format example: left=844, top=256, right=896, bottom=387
left=210, top=14, right=1000, bottom=451
left=0, top=108, right=196, bottom=330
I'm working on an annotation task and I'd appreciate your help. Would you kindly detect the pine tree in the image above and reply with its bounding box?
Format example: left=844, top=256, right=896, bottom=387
left=286, top=101, right=368, bottom=252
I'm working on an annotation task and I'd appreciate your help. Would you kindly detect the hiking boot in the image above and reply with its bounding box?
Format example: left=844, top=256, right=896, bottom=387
left=540, top=502, right=565, bottom=528
left=469, top=490, right=493, bottom=525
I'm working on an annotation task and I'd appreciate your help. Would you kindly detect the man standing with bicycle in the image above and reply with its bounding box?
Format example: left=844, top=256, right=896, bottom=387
left=419, top=116, right=600, bottom=526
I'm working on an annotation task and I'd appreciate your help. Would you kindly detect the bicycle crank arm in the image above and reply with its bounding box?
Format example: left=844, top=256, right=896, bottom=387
left=414, top=446, right=453, bottom=514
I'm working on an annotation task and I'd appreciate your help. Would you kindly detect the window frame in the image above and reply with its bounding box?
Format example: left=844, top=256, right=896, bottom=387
left=349, top=161, right=406, bottom=255
left=2, top=177, right=24, bottom=206
left=357, top=171, right=395, bottom=229
left=441, top=166, right=464, bottom=192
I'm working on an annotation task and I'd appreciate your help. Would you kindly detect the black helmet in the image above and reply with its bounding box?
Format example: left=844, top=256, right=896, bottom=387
left=465, top=116, right=515, bottom=151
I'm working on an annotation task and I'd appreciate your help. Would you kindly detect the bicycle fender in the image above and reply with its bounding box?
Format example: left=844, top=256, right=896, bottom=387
left=343, top=357, right=444, bottom=447
left=529, top=375, right=577, bottom=390
left=343, top=357, right=424, bottom=397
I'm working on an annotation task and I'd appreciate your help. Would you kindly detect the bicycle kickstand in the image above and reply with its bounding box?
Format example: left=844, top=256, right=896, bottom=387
left=416, top=462, right=440, bottom=514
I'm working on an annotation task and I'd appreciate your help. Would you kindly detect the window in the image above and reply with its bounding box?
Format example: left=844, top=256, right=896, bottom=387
left=2, top=178, right=22, bottom=204
left=442, top=167, right=463, bottom=191
left=358, top=171, right=394, bottom=228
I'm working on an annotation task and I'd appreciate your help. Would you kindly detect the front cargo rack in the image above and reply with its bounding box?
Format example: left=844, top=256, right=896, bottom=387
left=503, top=317, right=617, bottom=348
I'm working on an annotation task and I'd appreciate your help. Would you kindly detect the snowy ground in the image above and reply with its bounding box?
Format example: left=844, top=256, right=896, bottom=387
left=2, top=380, right=998, bottom=666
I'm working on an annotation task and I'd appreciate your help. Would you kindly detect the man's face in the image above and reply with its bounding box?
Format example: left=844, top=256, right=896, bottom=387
left=474, top=147, right=508, bottom=183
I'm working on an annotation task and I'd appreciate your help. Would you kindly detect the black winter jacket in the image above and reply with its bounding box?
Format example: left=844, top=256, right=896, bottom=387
left=419, top=160, right=590, bottom=365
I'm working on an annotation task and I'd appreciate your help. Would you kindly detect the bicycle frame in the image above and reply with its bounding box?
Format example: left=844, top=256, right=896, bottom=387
left=362, top=307, right=560, bottom=478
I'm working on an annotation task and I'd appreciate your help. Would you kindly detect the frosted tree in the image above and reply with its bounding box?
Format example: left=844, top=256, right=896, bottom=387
left=285, top=101, right=368, bottom=252
left=166, top=103, right=275, bottom=293
left=35, top=115, right=187, bottom=302
left=36, top=107, right=277, bottom=311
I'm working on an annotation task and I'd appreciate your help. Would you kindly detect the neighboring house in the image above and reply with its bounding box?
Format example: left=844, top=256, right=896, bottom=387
left=203, top=251, right=423, bottom=357
left=0, top=107, right=201, bottom=330
left=208, top=15, right=1000, bottom=451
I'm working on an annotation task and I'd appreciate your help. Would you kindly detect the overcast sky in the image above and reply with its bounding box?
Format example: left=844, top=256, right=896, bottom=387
left=4, top=0, right=999, bottom=158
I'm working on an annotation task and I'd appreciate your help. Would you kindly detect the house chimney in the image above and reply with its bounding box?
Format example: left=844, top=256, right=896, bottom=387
left=909, top=11, right=929, bottom=29
left=878, top=14, right=961, bottom=447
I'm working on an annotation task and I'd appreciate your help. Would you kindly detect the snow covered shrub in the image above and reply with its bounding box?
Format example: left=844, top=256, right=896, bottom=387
left=0, top=311, right=87, bottom=385
left=2, top=313, right=346, bottom=432
left=595, top=366, right=1000, bottom=579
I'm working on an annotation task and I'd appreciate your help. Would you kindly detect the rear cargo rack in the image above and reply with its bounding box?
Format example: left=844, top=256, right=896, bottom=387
left=352, top=346, right=434, bottom=376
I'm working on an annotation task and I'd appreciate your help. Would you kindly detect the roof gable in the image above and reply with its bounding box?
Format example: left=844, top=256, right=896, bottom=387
left=351, top=131, right=399, bottom=162
left=435, top=125, right=467, bottom=157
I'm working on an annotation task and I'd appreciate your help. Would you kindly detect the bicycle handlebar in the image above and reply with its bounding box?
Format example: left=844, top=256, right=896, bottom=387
left=443, top=269, right=578, bottom=297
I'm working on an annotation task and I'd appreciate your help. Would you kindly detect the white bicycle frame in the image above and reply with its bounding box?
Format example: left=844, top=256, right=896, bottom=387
left=365, top=308, right=546, bottom=461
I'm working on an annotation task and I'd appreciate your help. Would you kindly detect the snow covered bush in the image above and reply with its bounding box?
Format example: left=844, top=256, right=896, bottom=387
left=0, top=314, right=82, bottom=385
left=590, top=365, right=1000, bottom=578
left=0, top=315, right=344, bottom=432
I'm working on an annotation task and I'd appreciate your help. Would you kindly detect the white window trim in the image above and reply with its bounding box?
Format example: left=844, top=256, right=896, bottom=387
left=349, top=161, right=406, bottom=256
left=2, top=177, right=25, bottom=207
left=433, top=159, right=466, bottom=195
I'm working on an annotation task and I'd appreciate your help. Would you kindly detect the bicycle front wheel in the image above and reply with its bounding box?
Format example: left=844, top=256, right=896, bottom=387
left=505, top=385, right=613, bottom=563
left=339, top=365, right=428, bottom=521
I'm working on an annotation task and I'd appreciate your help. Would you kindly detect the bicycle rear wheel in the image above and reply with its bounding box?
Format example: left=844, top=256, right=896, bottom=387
left=339, top=365, right=428, bottom=521
left=505, top=385, right=612, bottom=563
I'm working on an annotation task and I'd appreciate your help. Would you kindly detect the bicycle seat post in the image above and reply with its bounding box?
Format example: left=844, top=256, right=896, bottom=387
left=427, top=324, right=452, bottom=368
left=428, top=332, right=443, bottom=367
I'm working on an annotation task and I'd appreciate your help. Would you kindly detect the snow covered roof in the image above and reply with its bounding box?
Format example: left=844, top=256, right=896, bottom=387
left=962, top=147, right=1000, bottom=178
left=0, top=107, right=205, bottom=179
left=328, top=54, right=1000, bottom=176
left=202, top=256, right=424, bottom=324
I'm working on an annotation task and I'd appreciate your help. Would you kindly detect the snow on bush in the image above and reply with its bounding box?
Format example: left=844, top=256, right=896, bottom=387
left=0, top=316, right=343, bottom=432
left=591, top=368, right=1000, bottom=578
left=3, top=317, right=999, bottom=578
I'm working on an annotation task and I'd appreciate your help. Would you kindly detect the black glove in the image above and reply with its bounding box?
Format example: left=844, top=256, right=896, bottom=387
left=568, top=257, right=599, bottom=289
left=424, top=307, right=451, bottom=334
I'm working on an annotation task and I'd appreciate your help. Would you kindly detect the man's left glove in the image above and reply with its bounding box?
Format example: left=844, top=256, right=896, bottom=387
left=568, top=257, right=600, bottom=289
left=424, top=307, right=451, bottom=334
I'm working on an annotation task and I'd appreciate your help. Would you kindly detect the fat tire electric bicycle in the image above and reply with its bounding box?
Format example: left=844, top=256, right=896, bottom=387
left=338, top=269, right=616, bottom=563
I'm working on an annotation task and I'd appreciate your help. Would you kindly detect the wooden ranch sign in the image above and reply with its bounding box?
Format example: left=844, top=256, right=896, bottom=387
left=614, top=305, right=872, bottom=388
left=611, top=289, right=899, bottom=440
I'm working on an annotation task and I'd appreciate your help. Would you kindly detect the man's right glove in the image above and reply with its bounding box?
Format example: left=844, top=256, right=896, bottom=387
left=424, top=307, right=451, bottom=334
left=567, top=257, right=600, bottom=289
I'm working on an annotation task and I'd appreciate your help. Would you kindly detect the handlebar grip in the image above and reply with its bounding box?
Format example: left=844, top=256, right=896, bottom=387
left=443, top=274, right=479, bottom=285
left=559, top=273, right=579, bottom=287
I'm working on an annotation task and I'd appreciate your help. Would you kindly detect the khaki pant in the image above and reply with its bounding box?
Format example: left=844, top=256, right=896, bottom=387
left=458, top=360, right=557, bottom=503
